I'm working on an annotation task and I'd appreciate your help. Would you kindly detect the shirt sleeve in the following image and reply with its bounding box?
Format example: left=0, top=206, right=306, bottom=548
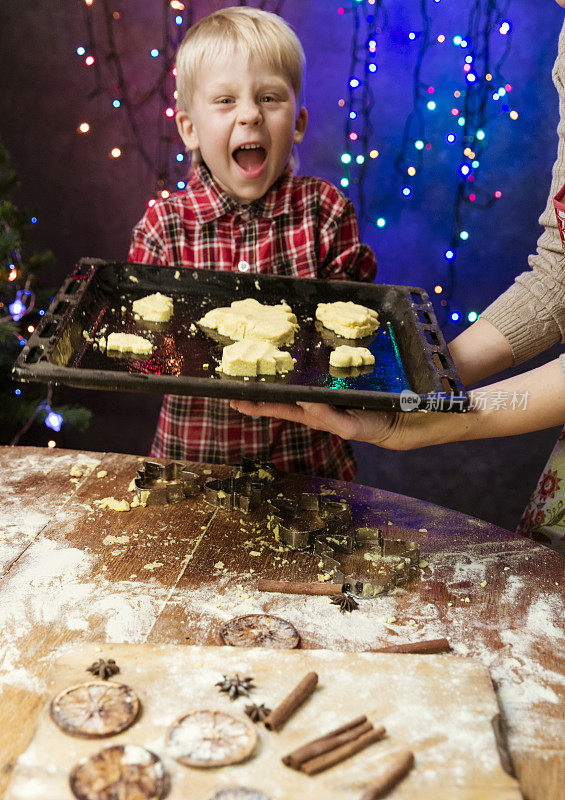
left=127, top=207, right=169, bottom=266
left=481, top=20, right=565, bottom=365
left=316, top=185, right=377, bottom=283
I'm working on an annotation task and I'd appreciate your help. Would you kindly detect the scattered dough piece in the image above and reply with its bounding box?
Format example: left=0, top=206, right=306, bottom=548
left=200, top=298, right=298, bottom=345
left=105, top=332, right=152, bottom=355
left=330, top=345, right=375, bottom=368
left=96, top=470, right=108, bottom=478
left=132, top=292, right=173, bottom=322
left=96, top=497, right=131, bottom=512
left=70, top=465, right=83, bottom=478
left=221, top=339, right=295, bottom=377
left=316, top=301, right=379, bottom=338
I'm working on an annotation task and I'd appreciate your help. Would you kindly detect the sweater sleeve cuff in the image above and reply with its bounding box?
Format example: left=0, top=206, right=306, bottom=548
left=481, top=282, right=562, bottom=365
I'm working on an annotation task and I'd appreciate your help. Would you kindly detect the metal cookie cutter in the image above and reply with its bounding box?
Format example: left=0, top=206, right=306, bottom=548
left=134, top=460, right=202, bottom=505
left=316, top=526, right=420, bottom=598
left=204, top=460, right=279, bottom=513
left=267, top=493, right=352, bottom=549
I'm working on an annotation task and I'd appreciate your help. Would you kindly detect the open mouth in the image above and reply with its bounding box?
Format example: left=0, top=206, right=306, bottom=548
left=232, top=144, right=267, bottom=174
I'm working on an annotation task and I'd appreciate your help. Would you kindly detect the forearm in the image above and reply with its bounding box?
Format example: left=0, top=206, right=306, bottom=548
left=448, top=318, right=514, bottom=386
left=394, top=358, right=565, bottom=448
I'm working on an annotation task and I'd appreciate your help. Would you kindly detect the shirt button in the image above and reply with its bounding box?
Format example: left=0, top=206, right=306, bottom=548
left=237, top=260, right=250, bottom=272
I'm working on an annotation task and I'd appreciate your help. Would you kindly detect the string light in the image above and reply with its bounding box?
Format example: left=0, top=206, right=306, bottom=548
left=110, top=147, right=121, bottom=158
left=78, top=122, right=90, bottom=133
left=47, top=440, right=57, bottom=448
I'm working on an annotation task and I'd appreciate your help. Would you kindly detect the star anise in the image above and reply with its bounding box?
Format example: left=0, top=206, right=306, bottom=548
left=244, top=702, right=271, bottom=723
left=215, top=673, right=255, bottom=700
left=86, top=658, right=120, bottom=680
left=330, top=592, right=359, bottom=613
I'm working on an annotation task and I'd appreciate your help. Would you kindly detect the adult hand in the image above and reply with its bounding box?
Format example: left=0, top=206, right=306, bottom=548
left=230, top=399, right=431, bottom=450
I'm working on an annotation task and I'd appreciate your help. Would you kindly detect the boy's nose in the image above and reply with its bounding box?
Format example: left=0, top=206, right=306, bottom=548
left=238, top=102, right=263, bottom=126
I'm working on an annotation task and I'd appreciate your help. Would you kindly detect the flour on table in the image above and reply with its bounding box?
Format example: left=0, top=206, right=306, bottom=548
left=199, top=299, right=298, bottom=346
left=221, top=339, right=295, bottom=377
left=132, top=292, right=173, bottom=323
left=316, top=301, right=379, bottom=338
left=329, top=345, right=375, bottom=368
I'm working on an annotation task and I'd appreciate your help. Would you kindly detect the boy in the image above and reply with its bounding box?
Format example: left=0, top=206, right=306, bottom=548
left=128, top=6, right=377, bottom=480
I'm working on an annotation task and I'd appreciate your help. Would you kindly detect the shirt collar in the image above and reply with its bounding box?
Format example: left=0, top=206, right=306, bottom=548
left=187, top=163, right=293, bottom=223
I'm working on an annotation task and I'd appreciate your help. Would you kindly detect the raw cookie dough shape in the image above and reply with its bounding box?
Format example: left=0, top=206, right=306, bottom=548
left=167, top=710, right=258, bottom=768
left=134, top=460, right=202, bottom=505
left=50, top=681, right=140, bottom=738
left=218, top=614, right=300, bottom=649
left=330, top=345, right=375, bottom=368
left=70, top=744, right=167, bottom=800
left=316, top=301, right=379, bottom=339
left=199, top=298, right=298, bottom=346
left=104, top=332, right=153, bottom=356
left=132, top=292, right=173, bottom=323
left=221, top=338, right=295, bottom=377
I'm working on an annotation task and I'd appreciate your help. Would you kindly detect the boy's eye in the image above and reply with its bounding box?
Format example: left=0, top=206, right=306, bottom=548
left=216, top=98, right=233, bottom=104
left=261, top=95, right=276, bottom=103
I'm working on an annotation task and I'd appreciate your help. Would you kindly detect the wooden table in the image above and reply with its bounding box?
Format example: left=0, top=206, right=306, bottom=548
left=0, top=446, right=563, bottom=800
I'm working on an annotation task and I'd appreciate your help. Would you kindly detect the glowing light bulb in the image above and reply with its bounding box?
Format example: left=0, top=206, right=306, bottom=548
left=175, top=15, right=183, bottom=25
left=437, top=34, right=445, bottom=43
left=148, top=199, right=157, bottom=208
left=341, top=153, right=352, bottom=164
left=369, top=149, right=379, bottom=159
left=499, top=21, right=511, bottom=35
left=466, top=73, right=476, bottom=83
left=445, top=249, right=455, bottom=260
left=454, top=90, right=461, bottom=98
left=170, top=0, right=185, bottom=9
left=476, top=129, right=485, bottom=140
left=172, top=67, right=177, bottom=77
left=415, top=140, right=424, bottom=150
left=337, top=6, right=345, bottom=14
left=468, top=311, right=478, bottom=322
left=161, top=190, right=170, bottom=199
left=176, top=153, right=184, bottom=162
left=434, top=285, right=442, bottom=294
left=505, top=84, right=512, bottom=92
left=338, top=99, right=345, bottom=107
left=356, top=155, right=365, bottom=164
left=45, top=410, right=63, bottom=432
left=376, top=218, right=386, bottom=228
left=494, top=190, right=502, bottom=199
left=458, top=117, right=465, bottom=126
left=451, top=312, right=460, bottom=322
left=368, top=63, right=377, bottom=73
left=27, top=325, right=34, bottom=333
left=407, top=166, right=416, bottom=176
left=350, top=111, right=357, bottom=119
left=177, top=180, right=186, bottom=189
left=428, top=86, right=435, bottom=94
left=465, top=55, right=473, bottom=64
left=409, top=32, right=416, bottom=41
left=165, top=107, right=175, bottom=118
left=472, top=160, right=480, bottom=168
left=469, top=193, right=476, bottom=201
left=446, top=133, right=456, bottom=143
left=453, top=35, right=462, bottom=46
left=349, top=132, right=358, bottom=141
left=15, top=389, right=21, bottom=395
left=76, top=46, right=86, bottom=55
left=31, top=217, right=37, bottom=224
left=451, top=108, right=459, bottom=116
left=150, top=48, right=159, bottom=57
left=427, top=101, right=436, bottom=110
left=78, top=122, right=90, bottom=133
left=486, top=73, right=493, bottom=82
left=84, top=0, right=93, bottom=5
left=110, top=147, right=121, bottom=158
left=340, top=177, right=349, bottom=187
left=509, top=110, right=518, bottom=120
left=459, top=230, right=469, bottom=240
left=48, top=440, right=56, bottom=448
left=402, top=187, right=411, bottom=196
left=85, top=55, right=95, bottom=66
left=9, top=268, right=17, bottom=281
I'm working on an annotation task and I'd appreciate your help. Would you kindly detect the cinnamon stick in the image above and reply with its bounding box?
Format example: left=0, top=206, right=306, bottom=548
left=300, top=725, right=386, bottom=775
left=374, top=638, right=450, bottom=654
left=359, top=750, right=415, bottom=799
left=257, top=579, right=343, bottom=596
left=263, top=671, right=318, bottom=732
left=283, top=717, right=373, bottom=768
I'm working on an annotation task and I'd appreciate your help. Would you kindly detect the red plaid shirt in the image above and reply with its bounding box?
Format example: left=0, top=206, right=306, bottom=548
left=128, top=163, right=377, bottom=480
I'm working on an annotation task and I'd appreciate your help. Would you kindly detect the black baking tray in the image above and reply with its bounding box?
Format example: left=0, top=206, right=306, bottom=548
left=13, top=259, right=468, bottom=412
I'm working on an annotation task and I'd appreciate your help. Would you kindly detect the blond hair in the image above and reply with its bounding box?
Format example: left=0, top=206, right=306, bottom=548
left=175, top=6, right=305, bottom=112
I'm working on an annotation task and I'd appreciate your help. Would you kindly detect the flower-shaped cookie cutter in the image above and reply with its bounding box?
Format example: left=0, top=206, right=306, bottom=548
left=134, top=460, right=202, bottom=505
left=316, top=526, right=420, bottom=598
left=266, top=493, right=353, bottom=549
left=204, top=460, right=278, bottom=514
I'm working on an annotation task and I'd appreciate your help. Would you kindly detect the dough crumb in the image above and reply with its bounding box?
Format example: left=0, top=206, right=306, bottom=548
left=95, top=497, right=131, bottom=512
left=70, top=465, right=83, bottom=478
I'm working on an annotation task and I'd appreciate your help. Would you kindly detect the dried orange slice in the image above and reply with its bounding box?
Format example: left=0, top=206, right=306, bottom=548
left=70, top=744, right=167, bottom=800
left=50, top=681, right=140, bottom=738
left=218, top=614, right=300, bottom=649
left=167, top=709, right=258, bottom=768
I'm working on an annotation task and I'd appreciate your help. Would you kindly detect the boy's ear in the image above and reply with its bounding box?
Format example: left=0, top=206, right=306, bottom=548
left=176, top=111, right=200, bottom=151
left=294, top=106, right=308, bottom=145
